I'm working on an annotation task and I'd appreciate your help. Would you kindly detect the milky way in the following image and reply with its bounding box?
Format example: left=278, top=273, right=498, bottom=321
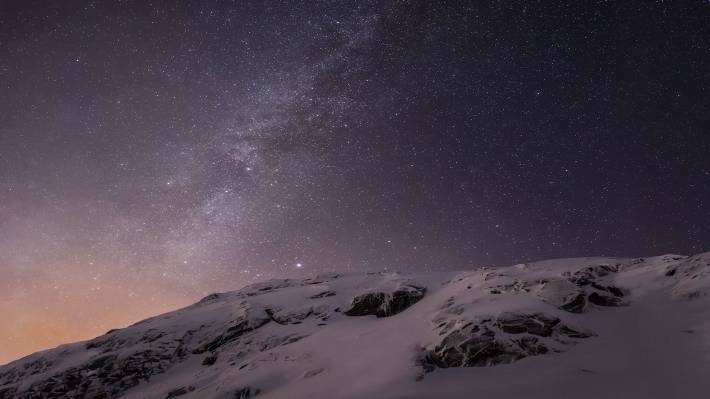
left=1, top=1, right=709, bottom=363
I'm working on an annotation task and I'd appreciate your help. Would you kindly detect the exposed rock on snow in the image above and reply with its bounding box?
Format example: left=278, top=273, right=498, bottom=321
left=497, top=312, right=563, bottom=336
left=344, top=284, right=426, bottom=317
left=165, top=385, right=195, bottom=398
left=587, top=292, right=625, bottom=307
left=196, top=305, right=272, bottom=353
left=422, top=312, right=595, bottom=369
left=559, top=292, right=587, bottom=313
left=229, top=387, right=260, bottom=399
left=667, top=254, right=710, bottom=299
left=531, top=263, right=629, bottom=313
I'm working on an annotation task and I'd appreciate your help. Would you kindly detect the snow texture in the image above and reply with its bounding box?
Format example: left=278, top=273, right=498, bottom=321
left=2, top=253, right=710, bottom=398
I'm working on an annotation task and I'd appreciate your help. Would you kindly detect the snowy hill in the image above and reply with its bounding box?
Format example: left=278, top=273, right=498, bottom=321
left=2, top=253, right=710, bottom=399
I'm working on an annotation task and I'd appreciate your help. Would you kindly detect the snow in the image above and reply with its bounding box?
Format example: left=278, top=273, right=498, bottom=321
left=1, top=253, right=710, bottom=398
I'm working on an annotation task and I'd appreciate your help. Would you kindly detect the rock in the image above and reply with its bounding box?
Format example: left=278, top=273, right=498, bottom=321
left=345, top=292, right=386, bottom=316
left=202, top=355, right=218, bottom=366
left=303, top=368, right=325, bottom=378
left=197, top=293, right=222, bottom=304
left=588, top=292, right=625, bottom=307
left=560, top=293, right=587, bottom=313
left=486, top=280, right=531, bottom=294
left=86, top=354, right=117, bottom=371
left=546, top=266, right=629, bottom=313
left=497, top=313, right=560, bottom=337
left=428, top=325, right=524, bottom=368
left=386, top=285, right=427, bottom=315
left=569, top=264, right=621, bottom=286
left=265, top=307, right=317, bottom=325
left=301, top=273, right=341, bottom=286
left=345, top=285, right=426, bottom=317
left=232, top=387, right=260, bottom=398
left=15, top=349, right=175, bottom=398
left=605, top=285, right=626, bottom=297
left=590, top=283, right=626, bottom=297
left=423, top=313, right=594, bottom=371
left=197, top=312, right=271, bottom=353
left=556, top=324, right=596, bottom=338
left=683, top=291, right=705, bottom=300
left=512, top=336, right=549, bottom=355
left=535, top=279, right=585, bottom=312
left=166, top=386, right=195, bottom=398
left=309, top=290, right=336, bottom=299
left=0, top=387, right=17, bottom=399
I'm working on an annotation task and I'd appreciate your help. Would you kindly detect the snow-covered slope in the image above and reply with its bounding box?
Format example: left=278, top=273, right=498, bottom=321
left=2, top=253, right=710, bottom=399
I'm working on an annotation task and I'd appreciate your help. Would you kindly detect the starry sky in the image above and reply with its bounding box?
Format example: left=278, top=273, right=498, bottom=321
left=1, top=0, right=709, bottom=364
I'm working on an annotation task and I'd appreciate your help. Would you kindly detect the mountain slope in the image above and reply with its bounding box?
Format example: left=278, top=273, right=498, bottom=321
left=2, top=253, right=710, bottom=399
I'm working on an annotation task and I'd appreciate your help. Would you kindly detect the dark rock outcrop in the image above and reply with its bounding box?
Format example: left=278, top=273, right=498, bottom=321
left=568, top=264, right=622, bottom=286
left=265, top=307, right=314, bottom=325
left=232, top=387, right=260, bottom=398
left=605, top=285, right=626, bottom=297
left=486, top=280, right=531, bottom=295
left=166, top=385, right=195, bottom=398
left=13, top=350, right=173, bottom=398
left=427, top=325, right=524, bottom=367
left=496, top=312, right=560, bottom=337
left=556, top=324, right=595, bottom=338
left=309, top=290, right=336, bottom=299
left=345, top=285, right=426, bottom=317
left=202, top=355, right=218, bottom=366
left=554, top=264, right=629, bottom=313
left=559, top=292, right=587, bottom=313
left=587, top=292, right=625, bottom=307
left=197, top=312, right=271, bottom=353
left=422, top=313, right=595, bottom=371
left=0, top=387, right=17, bottom=399
left=345, top=292, right=387, bottom=316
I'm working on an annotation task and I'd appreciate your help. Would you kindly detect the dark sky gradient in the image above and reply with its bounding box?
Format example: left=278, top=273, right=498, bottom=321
left=1, top=0, right=709, bottom=363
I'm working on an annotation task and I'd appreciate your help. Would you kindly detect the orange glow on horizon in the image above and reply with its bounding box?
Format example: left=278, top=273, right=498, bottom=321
left=0, top=265, right=202, bottom=365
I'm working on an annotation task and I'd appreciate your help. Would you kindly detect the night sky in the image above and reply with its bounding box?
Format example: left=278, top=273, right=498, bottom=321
left=1, top=0, right=709, bottom=364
